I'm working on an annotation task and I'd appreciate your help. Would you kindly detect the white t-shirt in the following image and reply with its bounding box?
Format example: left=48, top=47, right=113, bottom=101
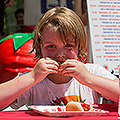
left=11, top=63, right=116, bottom=109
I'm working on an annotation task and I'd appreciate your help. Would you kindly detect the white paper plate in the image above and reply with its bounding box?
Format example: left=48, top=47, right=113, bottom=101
left=28, top=105, right=109, bottom=117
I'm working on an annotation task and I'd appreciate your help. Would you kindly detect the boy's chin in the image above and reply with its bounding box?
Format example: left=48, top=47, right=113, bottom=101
left=48, top=72, right=63, bottom=76
left=47, top=73, right=72, bottom=78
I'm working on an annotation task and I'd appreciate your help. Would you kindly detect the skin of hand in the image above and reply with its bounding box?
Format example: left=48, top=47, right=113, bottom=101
left=30, top=57, right=59, bottom=84
left=4, top=0, right=15, bottom=7
left=59, top=59, right=90, bottom=85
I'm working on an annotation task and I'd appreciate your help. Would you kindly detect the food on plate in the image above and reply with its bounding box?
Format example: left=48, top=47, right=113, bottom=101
left=66, top=101, right=93, bottom=111
left=66, top=101, right=84, bottom=111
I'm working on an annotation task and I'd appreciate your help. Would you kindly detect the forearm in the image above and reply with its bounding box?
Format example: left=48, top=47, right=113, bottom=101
left=0, top=72, right=36, bottom=110
left=74, top=0, right=82, bottom=16
left=83, top=74, right=119, bottom=103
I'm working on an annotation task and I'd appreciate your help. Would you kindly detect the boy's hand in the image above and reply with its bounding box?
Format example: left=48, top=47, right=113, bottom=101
left=30, top=57, right=59, bottom=83
left=59, top=59, right=91, bottom=85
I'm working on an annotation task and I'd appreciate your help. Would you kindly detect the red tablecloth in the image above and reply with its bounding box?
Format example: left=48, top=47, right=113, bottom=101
left=0, top=104, right=118, bottom=120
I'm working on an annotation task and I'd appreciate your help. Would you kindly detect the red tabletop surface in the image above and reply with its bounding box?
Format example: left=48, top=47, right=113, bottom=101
left=0, top=104, right=118, bottom=120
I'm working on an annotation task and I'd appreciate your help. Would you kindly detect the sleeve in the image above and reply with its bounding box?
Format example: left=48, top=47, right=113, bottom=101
left=85, top=64, right=117, bottom=80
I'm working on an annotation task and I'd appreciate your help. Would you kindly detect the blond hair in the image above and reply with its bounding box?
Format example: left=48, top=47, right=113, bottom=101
left=33, top=7, right=86, bottom=60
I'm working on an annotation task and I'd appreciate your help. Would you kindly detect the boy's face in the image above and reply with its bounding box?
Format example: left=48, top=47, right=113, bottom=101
left=40, top=25, right=78, bottom=65
left=15, top=13, right=24, bottom=27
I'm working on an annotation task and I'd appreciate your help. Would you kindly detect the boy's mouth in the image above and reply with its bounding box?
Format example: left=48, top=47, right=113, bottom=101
left=57, top=61, right=64, bottom=65
left=52, top=58, right=66, bottom=72
left=56, top=59, right=66, bottom=65
left=57, top=60, right=66, bottom=72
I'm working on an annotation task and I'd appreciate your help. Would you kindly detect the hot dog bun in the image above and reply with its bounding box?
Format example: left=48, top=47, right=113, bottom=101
left=66, top=101, right=84, bottom=111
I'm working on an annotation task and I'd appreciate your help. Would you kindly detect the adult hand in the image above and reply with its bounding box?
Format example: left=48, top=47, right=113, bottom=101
left=4, top=0, right=15, bottom=7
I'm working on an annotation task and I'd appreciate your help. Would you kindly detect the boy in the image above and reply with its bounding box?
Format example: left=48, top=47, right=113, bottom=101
left=0, top=7, right=118, bottom=110
left=15, top=8, right=35, bottom=33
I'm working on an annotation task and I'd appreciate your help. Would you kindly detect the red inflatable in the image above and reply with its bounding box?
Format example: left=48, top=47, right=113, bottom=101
left=0, top=33, right=37, bottom=83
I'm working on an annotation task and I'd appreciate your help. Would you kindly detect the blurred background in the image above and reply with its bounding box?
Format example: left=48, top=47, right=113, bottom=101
left=4, top=0, right=24, bottom=35
left=2, top=0, right=75, bottom=36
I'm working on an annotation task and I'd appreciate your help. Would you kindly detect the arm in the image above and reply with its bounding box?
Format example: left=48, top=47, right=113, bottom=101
left=74, top=0, right=88, bottom=26
left=0, top=72, right=35, bottom=110
left=84, top=74, right=119, bottom=103
left=74, top=0, right=82, bottom=16
left=60, top=59, right=119, bottom=103
left=0, top=57, right=59, bottom=110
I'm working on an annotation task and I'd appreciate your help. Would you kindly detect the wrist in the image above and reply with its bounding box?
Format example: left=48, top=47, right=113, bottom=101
left=26, top=71, right=36, bottom=84
left=78, top=72, right=93, bottom=85
left=84, top=73, right=94, bottom=85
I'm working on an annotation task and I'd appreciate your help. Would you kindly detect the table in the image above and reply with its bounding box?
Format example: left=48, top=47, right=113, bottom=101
left=0, top=104, right=118, bottom=120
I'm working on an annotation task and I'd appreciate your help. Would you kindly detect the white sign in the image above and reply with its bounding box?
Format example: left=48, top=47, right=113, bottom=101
left=87, top=0, right=120, bottom=75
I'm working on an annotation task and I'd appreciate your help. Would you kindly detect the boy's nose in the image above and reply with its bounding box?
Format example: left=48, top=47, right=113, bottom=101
left=56, top=51, right=65, bottom=59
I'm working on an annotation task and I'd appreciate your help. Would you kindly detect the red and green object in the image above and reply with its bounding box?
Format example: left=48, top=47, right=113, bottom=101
left=0, top=31, right=86, bottom=83
left=0, top=32, right=37, bottom=83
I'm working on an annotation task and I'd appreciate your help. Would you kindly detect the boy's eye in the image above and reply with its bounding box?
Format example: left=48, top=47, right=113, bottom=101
left=65, top=44, right=75, bottom=49
left=47, top=45, right=56, bottom=49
